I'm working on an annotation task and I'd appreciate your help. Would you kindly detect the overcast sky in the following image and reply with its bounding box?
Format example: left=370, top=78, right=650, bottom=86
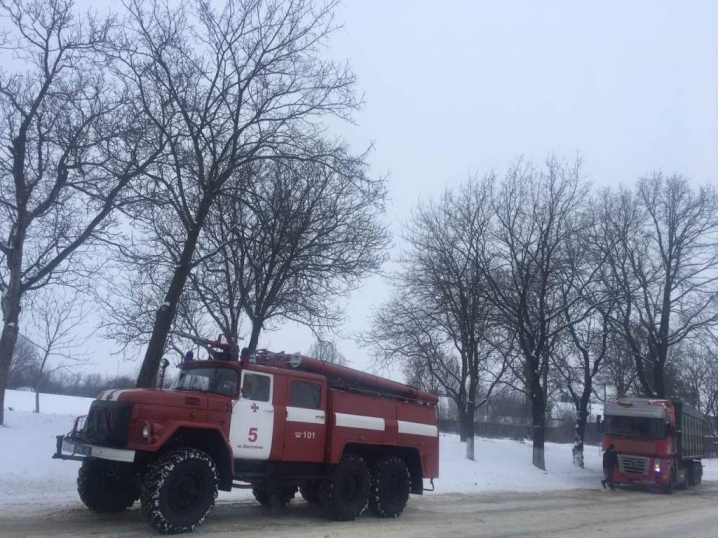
left=59, top=0, right=718, bottom=380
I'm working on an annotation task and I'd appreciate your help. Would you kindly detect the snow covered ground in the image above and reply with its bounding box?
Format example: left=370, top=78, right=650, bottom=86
left=3, top=389, right=95, bottom=416
left=2, top=389, right=717, bottom=515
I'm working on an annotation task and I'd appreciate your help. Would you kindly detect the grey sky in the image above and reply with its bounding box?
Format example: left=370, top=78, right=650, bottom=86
left=52, top=0, right=718, bottom=379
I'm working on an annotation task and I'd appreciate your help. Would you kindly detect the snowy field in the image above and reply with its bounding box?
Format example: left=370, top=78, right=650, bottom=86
left=2, top=389, right=717, bottom=515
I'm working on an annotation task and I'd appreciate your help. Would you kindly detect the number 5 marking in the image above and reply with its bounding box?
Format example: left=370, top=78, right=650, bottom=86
left=248, top=427, right=258, bottom=443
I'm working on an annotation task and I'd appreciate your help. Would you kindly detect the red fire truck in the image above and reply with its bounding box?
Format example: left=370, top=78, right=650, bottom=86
left=53, top=343, right=439, bottom=534
left=602, top=398, right=705, bottom=493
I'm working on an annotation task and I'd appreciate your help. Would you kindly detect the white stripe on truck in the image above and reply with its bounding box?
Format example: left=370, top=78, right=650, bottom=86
left=335, top=412, right=385, bottom=431
left=397, top=420, right=438, bottom=437
left=111, top=390, right=127, bottom=401
left=287, top=407, right=326, bottom=424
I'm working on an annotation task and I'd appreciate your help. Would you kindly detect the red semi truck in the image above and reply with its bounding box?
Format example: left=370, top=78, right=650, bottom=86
left=53, top=344, right=439, bottom=534
left=602, top=398, right=705, bottom=493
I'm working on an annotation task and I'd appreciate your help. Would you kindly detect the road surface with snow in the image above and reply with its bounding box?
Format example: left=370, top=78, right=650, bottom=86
left=2, top=390, right=718, bottom=537
left=1, top=485, right=718, bottom=538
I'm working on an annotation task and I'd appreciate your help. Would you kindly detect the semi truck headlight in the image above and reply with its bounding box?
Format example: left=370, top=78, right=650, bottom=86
left=142, top=423, right=151, bottom=439
left=654, top=459, right=661, bottom=473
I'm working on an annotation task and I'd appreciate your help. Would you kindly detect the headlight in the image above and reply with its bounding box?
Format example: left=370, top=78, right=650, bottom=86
left=654, top=458, right=661, bottom=473
left=142, top=423, right=151, bottom=439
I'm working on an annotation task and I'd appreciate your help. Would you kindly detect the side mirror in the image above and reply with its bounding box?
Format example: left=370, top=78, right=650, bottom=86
left=158, top=358, right=171, bottom=389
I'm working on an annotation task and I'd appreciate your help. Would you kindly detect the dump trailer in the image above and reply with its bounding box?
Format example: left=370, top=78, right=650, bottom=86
left=53, top=345, right=439, bottom=534
left=603, top=398, right=705, bottom=493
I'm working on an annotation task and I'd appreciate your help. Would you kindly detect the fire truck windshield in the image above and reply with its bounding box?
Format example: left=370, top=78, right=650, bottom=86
left=604, top=415, right=666, bottom=440
left=171, top=367, right=239, bottom=397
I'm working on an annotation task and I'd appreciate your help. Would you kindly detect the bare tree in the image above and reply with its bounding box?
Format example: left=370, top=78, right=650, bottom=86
left=102, top=257, right=224, bottom=365
left=7, top=334, right=40, bottom=388
left=598, top=176, right=718, bottom=397
left=105, top=153, right=387, bottom=364
left=308, top=338, right=348, bottom=366
left=365, top=179, right=508, bottom=460
left=366, top=296, right=465, bottom=413
left=25, top=288, right=90, bottom=412
left=550, top=203, right=614, bottom=467
left=595, top=332, right=640, bottom=399
left=0, top=0, right=160, bottom=424
left=189, top=157, right=387, bottom=351
left=553, top=313, right=611, bottom=467
left=670, top=338, right=718, bottom=421
left=107, top=0, right=363, bottom=388
left=478, top=157, right=589, bottom=470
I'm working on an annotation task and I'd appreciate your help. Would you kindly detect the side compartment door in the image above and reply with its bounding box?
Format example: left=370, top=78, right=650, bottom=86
left=283, top=378, right=327, bottom=462
left=229, top=371, right=274, bottom=460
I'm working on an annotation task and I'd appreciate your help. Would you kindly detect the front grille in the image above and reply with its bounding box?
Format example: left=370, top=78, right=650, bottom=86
left=618, top=454, right=650, bottom=475
left=76, top=400, right=134, bottom=448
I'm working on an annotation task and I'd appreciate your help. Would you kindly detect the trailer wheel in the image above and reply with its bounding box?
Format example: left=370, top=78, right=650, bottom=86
left=141, top=448, right=218, bottom=534
left=77, top=458, right=136, bottom=513
left=252, top=487, right=297, bottom=509
left=688, top=463, right=703, bottom=486
left=320, top=454, right=371, bottom=521
left=368, top=456, right=411, bottom=518
left=300, top=483, right=320, bottom=505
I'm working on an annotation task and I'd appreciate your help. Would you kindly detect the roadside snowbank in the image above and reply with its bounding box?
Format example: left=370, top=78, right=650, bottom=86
left=2, top=389, right=717, bottom=515
left=3, top=389, right=94, bottom=416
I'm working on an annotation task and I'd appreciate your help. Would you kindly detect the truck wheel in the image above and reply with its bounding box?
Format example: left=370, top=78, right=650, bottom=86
left=77, top=458, right=136, bottom=513
left=141, top=448, right=218, bottom=534
left=368, top=456, right=411, bottom=518
left=319, top=454, right=371, bottom=521
left=252, top=487, right=297, bottom=509
left=300, top=483, right=320, bottom=505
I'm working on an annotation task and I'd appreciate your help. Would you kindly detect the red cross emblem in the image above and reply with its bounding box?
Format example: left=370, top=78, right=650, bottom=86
left=251, top=403, right=259, bottom=413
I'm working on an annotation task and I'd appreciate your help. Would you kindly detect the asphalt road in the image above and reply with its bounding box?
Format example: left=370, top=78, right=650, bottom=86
left=2, top=483, right=718, bottom=538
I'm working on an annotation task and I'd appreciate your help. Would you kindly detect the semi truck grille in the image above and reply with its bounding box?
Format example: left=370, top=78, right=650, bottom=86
left=618, top=454, right=650, bottom=475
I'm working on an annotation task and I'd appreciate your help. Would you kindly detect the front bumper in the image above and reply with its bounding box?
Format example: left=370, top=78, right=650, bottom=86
left=52, top=435, right=136, bottom=463
left=613, top=470, right=667, bottom=487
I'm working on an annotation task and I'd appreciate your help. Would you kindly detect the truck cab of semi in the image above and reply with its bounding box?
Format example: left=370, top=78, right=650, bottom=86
left=603, top=398, right=704, bottom=493
left=53, top=344, right=439, bottom=534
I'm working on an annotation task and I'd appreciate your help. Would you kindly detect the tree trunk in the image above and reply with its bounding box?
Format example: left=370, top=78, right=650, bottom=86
left=531, top=372, right=546, bottom=470
left=137, top=295, right=179, bottom=388
left=654, top=359, right=666, bottom=398
left=532, top=417, right=546, bottom=470
left=655, top=277, right=671, bottom=399
left=0, top=352, right=10, bottom=426
left=457, top=384, right=468, bottom=442
left=136, top=201, right=212, bottom=388
left=465, top=416, right=475, bottom=461
left=465, top=387, right=477, bottom=459
left=573, top=408, right=588, bottom=468
left=457, top=407, right=468, bottom=442
left=0, top=289, right=22, bottom=426
left=573, top=364, right=594, bottom=468
left=633, top=353, right=655, bottom=397
left=35, top=388, right=40, bottom=414
left=247, top=319, right=263, bottom=351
